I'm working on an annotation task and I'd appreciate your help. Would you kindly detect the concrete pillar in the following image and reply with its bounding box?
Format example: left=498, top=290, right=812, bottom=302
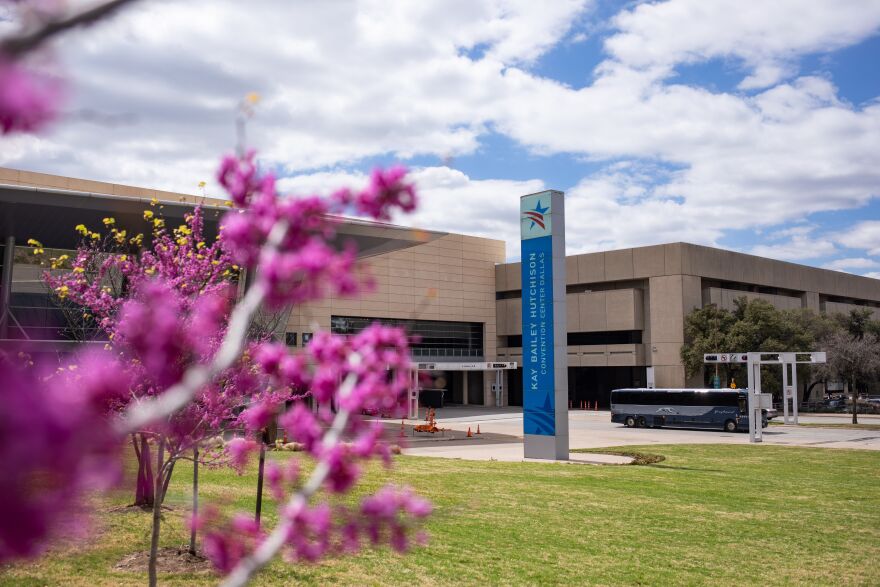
left=461, top=371, right=469, bottom=405
left=801, top=291, right=820, bottom=312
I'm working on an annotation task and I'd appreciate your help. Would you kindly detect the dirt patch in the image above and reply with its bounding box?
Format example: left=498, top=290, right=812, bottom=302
left=114, top=547, right=216, bottom=575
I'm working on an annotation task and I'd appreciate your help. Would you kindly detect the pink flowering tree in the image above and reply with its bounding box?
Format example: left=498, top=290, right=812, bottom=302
left=45, top=205, right=241, bottom=507
left=0, top=2, right=430, bottom=586
left=42, top=205, right=273, bottom=576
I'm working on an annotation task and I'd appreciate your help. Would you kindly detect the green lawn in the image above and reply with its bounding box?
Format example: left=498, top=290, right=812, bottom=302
left=769, top=421, right=880, bottom=431
left=4, top=444, right=880, bottom=586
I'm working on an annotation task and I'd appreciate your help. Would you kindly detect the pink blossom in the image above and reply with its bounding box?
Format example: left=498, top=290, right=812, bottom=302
left=225, top=438, right=259, bottom=473
left=0, top=59, right=62, bottom=135
left=0, top=354, right=122, bottom=563
left=355, top=166, right=417, bottom=221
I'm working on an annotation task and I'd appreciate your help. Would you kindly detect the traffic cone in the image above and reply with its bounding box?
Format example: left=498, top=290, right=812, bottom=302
left=476, top=425, right=481, bottom=434
left=467, top=427, right=473, bottom=438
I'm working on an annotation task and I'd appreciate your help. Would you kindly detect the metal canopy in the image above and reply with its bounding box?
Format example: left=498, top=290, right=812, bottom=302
left=704, top=351, right=828, bottom=442
left=0, top=183, right=446, bottom=257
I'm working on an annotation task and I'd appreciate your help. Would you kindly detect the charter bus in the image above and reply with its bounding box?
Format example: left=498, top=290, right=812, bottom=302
left=610, top=388, right=769, bottom=432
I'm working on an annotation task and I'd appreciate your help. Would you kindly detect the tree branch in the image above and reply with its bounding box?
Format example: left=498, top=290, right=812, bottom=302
left=219, top=362, right=360, bottom=587
left=116, top=219, right=289, bottom=435
left=1, top=0, right=142, bottom=59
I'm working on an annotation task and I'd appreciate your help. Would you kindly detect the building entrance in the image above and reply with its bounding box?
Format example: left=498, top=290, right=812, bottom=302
left=567, top=366, right=645, bottom=409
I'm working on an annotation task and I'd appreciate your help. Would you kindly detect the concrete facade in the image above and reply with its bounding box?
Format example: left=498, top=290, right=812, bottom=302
left=2, top=167, right=880, bottom=408
left=289, top=234, right=506, bottom=406
left=495, top=243, right=880, bottom=394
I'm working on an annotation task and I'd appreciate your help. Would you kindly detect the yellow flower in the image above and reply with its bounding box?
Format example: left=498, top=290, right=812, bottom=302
left=56, top=285, right=69, bottom=299
left=27, top=238, right=42, bottom=247
left=143, top=210, right=154, bottom=220
left=153, top=218, right=165, bottom=229
left=90, top=232, right=100, bottom=240
left=75, top=224, right=88, bottom=235
left=223, top=200, right=234, bottom=208
left=73, top=266, right=85, bottom=273
left=58, top=255, right=69, bottom=262
left=198, top=181, right=206, bottom=188
left=211, top=260, right=220, bottom=266
left=145, top=268, right=155, bottom=275
left=196, top=241, right=205, bottom=249
left=119, top=255, right=128, bottom=262
left=177, top=237, right=188, bottom=246
left=102, top=286, right=111, bottom=293
left=102, top=217, right=115, bottom=226
left=150, top=197, right=159, bottom=206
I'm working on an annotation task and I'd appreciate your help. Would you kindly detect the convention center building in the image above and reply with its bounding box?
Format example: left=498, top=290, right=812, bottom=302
left=2, top=167, right=879, bottom=408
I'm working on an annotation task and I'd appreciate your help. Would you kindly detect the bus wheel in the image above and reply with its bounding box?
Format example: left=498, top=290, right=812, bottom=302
left=637, top=416, right=647, bottom=428
left=724, top=420, right=737, bottom=433
left=625, top=416, right=636, bottom=428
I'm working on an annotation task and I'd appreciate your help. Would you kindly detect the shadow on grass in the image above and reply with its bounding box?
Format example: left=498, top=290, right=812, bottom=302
left=646, top=464, right=724, bottom=472
left=572, top=448, right=666, bottom=466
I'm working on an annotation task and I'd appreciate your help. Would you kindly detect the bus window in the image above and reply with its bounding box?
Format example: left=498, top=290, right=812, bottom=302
left=738, top=397, right=747, bottom=415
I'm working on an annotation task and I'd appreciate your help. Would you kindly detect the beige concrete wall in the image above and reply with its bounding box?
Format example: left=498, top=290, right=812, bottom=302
left=679, top=242, right=880, bottom=303
left=0, top=166, right=222, bottom=207
left=647, top=274, right=702, bottom=388
left=289, top=233, right=505, bottom=405
left=702, top=287, right=803, bottom=312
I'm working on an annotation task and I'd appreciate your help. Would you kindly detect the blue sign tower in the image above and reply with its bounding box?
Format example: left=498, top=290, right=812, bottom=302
left=520, top=190, right=569, bottom=460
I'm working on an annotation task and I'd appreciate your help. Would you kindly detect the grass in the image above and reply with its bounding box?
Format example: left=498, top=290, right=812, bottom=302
left=770, top=422, right=880, bottom=431
left=3, top=444, right=880, bottom=586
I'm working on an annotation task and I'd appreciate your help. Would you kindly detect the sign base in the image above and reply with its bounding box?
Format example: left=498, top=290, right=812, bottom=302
left=524, top=434, right=569, bottom=461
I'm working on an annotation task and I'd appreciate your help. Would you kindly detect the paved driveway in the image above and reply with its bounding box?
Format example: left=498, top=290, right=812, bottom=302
left=397, top=407, right=880, bottom=460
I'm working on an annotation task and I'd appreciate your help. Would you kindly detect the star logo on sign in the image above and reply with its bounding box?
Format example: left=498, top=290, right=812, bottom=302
left=523, top=200, right=549, bottom=230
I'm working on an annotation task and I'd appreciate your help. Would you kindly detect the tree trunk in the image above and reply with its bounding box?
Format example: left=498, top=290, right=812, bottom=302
left=189, top=443, right=199, bottom=555
left=255, top=440, right=266, bottom=528
left=148, top=437, right=166, bottom=587
left=852, top=376, right=858, bottom=425
left=161, top=460, right=175, bottom=504
left=134, top=433, right=155, bottom=507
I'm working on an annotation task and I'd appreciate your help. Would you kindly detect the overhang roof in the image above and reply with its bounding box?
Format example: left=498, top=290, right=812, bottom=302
left=0, top=183, right=445, bottom=257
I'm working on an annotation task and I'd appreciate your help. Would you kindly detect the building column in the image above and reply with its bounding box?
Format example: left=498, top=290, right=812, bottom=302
left=461, top=371, right=469, bottom=405
left=801, top=291, right=821, bottom=312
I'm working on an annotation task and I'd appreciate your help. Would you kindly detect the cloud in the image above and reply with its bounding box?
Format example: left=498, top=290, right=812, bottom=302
left=605, top=0, right=880, bottom=88
left=1, top=0, right=590, bottom=188
left=280, top=165, right=543, bottom=257
left=748, top=232, right=837, bottom=262
left=0, top=0, right=878, bottom=269
left=822, top=257, right=879, bottom=271
left=837, top=220, right=880, bottom=255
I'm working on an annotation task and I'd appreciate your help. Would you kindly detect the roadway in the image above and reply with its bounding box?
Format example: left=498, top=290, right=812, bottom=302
left=395, top=407, right=880, bottom=461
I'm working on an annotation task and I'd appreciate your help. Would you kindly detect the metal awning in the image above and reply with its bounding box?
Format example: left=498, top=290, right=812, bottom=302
left=0, top=183, right=446, bottom=256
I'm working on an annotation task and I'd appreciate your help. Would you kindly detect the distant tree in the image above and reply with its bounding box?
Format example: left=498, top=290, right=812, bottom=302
left=682, top=298, right=836, bottom=394
left=817, top=330, right=880, bottom=424
left=820, top=309, right=880, bottom=423
left=681, top=303, right=736, bottom=384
